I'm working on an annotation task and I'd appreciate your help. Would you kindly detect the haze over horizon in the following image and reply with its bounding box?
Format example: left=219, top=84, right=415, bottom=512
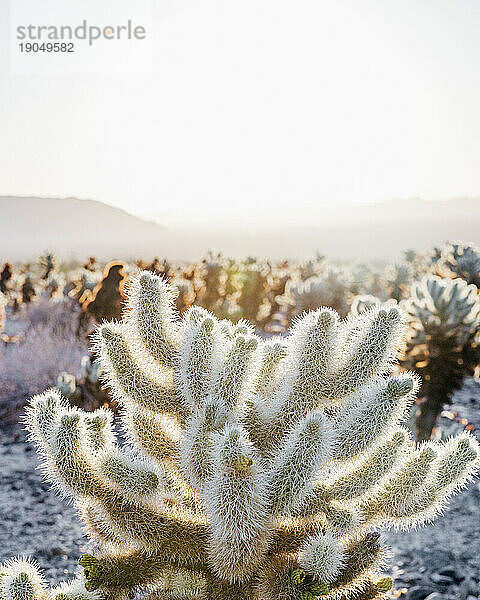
left=2, top=0, right=480, bottom=227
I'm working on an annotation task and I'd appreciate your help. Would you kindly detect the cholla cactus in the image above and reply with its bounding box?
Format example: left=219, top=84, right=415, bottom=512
left=235, top=261, right=271, bottom=325
left=383, top=263, right=413, bottom=302
left=437, top=241, right=480, bottom=287
left=197, top=253, right=225, bottom=313
left=0, top=262, right=13, bottom=294
left=2, top=272, right=479, bottom=600
left=68, top=268, right=102, bottom=304
left=402, top=276, right=480, bottom=440
left=350, top=296, right=397, bottom=317
left=171, top=278, right=196, bottom=314
left=402, top=250, right=427, bottom=279
left=21, top=274, right=36, bottom=304
left=42, top=273, right=66, bottom=301
left=56, top=371, right=80, bottom=400
left=39, top=252, right=57, bottom=280
left=281, top=268, right=351, bottom=320
left=299, top=253, right=325, bottom=280
left=56, top=355, right=111, bottom=412
left=78, top=262, right=127, bottom=337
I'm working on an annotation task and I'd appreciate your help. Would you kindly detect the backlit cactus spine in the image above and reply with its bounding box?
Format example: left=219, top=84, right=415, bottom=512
left=402, top=275, right=480, bottom=440
left=2, top=272, right=479, bottom=600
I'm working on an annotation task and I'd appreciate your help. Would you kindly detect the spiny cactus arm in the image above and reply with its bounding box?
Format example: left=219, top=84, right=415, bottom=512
left=257, top=555, right=330, bottom=600
left=434, top=433, right=480, bottom=489
left=0, top=559, right=49, bottom=600
left=265, top=514, right=323, bottom=557
left=142, top=579, right=206, bottom=600
left=288, top=489, right=363, bottom=537
left=203, top=574, right=258, bottom=600
left=124, top=272, right=180, bottom=368
left=85, top=492, right=209, bottom=563
left=298, top=531, right=345, bottom=583
left=270, top=310, right=337, bottom=432
left=141, top=569, right=208, bottom=600
left=334, top=376, right=417, bottom=462
left=25, top=394, right=207, bottom=557
left=83, top=409, right=115, bottom=453
left=24, top=388, right=67, bottom=450
left=360, top=445, right=438, bottom=524
left=79, top=498, right=128, bottom=549
left=363, top=434, right=480, bottom=527
left=80, top=490, right=200, bottom=553
left=323, top=505, right=362, bottom=536
left=122, top=404, right=181, bottom=463
left=50, top=574, right=101, bottom=600
left=176, top=314, right=225, bottom=408
left=180, top=397, right=227, bottom=490
left=243, top=338, right=288, bottom=448
left=212, top=332, right=259, bottom=410
left=333, top=578, right=393, bottom=600
left=330, top=533, right=385, bottom=592
left=78, top=553, right=207, bottom=598
left=142, top=592, right=201, bottom=600
left=96, top=447, right=163, bottom=502
left=27, top=397, right=164, bottom=507
left=95, top=324, right=184, bottom=418
left=327, top=429, right=409, bottom=502
left=327, top=307, right=405, bottom=401
left=204, top=425, right=270, bottom=583
left=0, top=559, right=98, bottom=600
left=253, top=339, right=288, bottom=395
left=266, top=410, right=335, bottom=514
left=28, top=404, right=106, bottom=499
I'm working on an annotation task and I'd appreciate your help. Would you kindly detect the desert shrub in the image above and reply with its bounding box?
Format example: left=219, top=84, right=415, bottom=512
left=0, top=300, right=87, bottom=423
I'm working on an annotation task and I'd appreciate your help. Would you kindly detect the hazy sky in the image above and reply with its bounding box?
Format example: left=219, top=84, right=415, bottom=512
left=1, top=0, right=480, bottom=226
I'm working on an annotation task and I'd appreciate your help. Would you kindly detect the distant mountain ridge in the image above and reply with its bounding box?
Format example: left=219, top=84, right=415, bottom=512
left=2, top=195, right=480, bottom=262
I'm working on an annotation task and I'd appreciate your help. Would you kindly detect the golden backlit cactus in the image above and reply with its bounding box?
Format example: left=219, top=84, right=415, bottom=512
left=1, top=272, right=479, bottom=600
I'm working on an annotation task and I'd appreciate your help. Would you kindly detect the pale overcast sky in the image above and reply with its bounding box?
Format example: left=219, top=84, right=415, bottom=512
left=1, top=0, right=480, bottom=225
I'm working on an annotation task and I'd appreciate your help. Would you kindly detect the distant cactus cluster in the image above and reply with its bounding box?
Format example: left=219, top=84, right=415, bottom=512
left=280, top=267, right=353, bottom=320
left=383, top=262, right=413, bottom=302
left=1, top=240, right=479, bottom=440
left=402, top=276, right=480, bottom=440
left=78, top=261, right=128, bottom=337
left=1, top=272, right=479, bottom=600
left=56, top=354, right=112, bottom=412
left=435, top=241, right=480, bottom=287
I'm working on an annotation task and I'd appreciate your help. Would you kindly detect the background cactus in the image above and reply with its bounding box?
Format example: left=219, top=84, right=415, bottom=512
left=402, top=276, right=480, bottom=440
left=197, top=253, right=225, bottom=313
left=56, top=355, right=112, bottom=412
left=0, top=262, right=13, bottom=294
left=383, top=262, right=414, bottom=302
left=280, top=267, right=352, bottom=320
left=1, top=272, right=479, bottom=600
left=78, top=262, right=127, bottom=336
left=21, top=274, right=36, bottom=304
left=39, top=252, right=57, bottom=281
left=436, top=241, right=480, bottom=287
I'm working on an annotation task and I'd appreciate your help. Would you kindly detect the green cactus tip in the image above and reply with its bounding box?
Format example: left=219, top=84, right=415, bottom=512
left=375, top=577, right=393, bottom=592
left=290, top=568, right=306, bottom=584
left=310, top=581, right=330, bottom=596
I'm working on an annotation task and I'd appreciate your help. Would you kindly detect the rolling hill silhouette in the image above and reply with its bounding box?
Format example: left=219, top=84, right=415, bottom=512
left=2, top=195, right=480, bottom=262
